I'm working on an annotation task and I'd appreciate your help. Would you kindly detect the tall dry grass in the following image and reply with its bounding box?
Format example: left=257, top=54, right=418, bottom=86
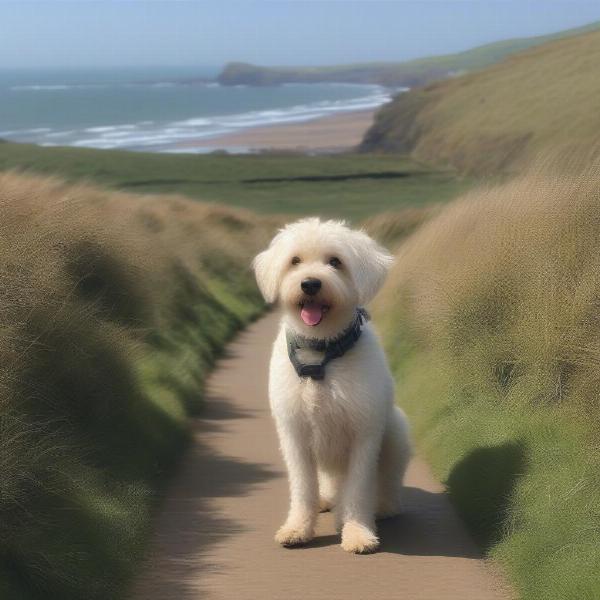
left=0, top=172, right=272, bottom=599
left=362, top=28, right=600, bottom=175
left=363, top=204, right=442, bottom=248
left=375, top=167, right=600, bottom=600
left=382, top=169, right=600, bottom=412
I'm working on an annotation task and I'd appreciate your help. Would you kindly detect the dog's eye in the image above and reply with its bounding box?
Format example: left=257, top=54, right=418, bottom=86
left=328, top=257, right=342, bottom=269
left=291, top=256, right=301, bottom=266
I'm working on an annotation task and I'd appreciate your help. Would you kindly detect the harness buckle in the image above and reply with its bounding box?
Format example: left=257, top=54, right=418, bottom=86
left=298, top=363, right=326, bottom=380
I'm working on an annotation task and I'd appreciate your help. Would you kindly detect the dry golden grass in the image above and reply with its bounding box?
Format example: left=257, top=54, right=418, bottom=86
left=0, top=172, right=272, bottom=599
left=363, top=204, right=442, bottom=248
left=362, top=28, right=600, bottom=175
left=375, top=166, right=600, bottom=600
left=382, top=167, right=600, bottom=407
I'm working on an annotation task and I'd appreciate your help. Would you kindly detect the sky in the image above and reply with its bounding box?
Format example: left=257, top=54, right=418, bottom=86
left=1, top=1, right=600, bottom=68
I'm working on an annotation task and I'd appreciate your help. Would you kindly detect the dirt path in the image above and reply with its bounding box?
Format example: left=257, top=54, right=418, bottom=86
left=132, top=312, right=512, bottom=600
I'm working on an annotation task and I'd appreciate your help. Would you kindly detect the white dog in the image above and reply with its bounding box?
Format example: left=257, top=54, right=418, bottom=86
left=253, top=218, right=412, bottom=554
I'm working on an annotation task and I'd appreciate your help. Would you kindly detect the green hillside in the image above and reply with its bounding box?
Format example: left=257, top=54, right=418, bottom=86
left=217, top=20, right=599, bottom=87
left=0, top=142, right=471, bottom=221
left=361, top=28, right=600, bottom=174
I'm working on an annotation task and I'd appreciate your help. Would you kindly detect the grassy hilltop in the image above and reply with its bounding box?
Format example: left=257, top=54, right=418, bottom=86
left=217, top=21, right=599, bottom=87
left=362, top=27, right=600, bottom=174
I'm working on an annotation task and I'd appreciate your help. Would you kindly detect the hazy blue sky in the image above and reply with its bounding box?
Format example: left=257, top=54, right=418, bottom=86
left=2, top=1, right=600, bottom=68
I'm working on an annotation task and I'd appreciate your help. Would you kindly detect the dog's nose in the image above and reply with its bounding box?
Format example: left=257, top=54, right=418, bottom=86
left=301, top=278, right=322, bottom=296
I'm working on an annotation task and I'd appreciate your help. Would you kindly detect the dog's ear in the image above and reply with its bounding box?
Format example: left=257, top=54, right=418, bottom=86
left=348, top=231, right=394, bottom=305
left=252, top=245, right=281, bottom=303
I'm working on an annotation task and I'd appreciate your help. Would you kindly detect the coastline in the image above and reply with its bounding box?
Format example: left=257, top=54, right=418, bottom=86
left=172, top=108, right=377, bottom=154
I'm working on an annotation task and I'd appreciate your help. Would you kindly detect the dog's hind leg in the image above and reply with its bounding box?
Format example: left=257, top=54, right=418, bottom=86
left=318, top=470, right=340, bottom=512
left=377, top=406, right=412, bottom=519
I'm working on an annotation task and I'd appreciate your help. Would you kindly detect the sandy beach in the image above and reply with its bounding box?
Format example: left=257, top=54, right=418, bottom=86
left=178, top=108, right=377, bottom=153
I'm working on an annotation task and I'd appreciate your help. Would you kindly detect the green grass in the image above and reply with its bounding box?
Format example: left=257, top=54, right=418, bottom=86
left=374, top=171, right=600, bottom=600
left=217, top=20, right=599, bottom=87
left=0, top=142, right=472, bottom=221
left=0, top=135, right=473, bottom=599
left=361, top=27, right=600, bottom=174
left=385, top=344, right=600, bottom=600
left=0, top=172, right=271, bottom=599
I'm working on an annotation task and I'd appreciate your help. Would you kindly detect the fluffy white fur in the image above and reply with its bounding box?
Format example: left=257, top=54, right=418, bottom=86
left=253, top=218, right=412, bottom=553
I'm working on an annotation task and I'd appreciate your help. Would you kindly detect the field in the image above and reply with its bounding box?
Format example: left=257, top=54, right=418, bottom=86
left=361, top=27, right=600, bottom=174
left=217, top=20, right=599, bottom=87
left=2, top=137, right=600, bottom=600
left=0, top=142, right=470, bottom=221
left=374, top=169, right=600, bottom=600
left=0, top=144, right=473, bottom=599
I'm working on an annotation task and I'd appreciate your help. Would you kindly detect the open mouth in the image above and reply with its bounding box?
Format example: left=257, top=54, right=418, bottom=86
left=299, top=299, right=331, bottom=326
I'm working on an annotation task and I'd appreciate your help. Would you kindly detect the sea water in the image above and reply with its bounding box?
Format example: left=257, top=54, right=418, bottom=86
left=0, top=66, right=393, bottom=153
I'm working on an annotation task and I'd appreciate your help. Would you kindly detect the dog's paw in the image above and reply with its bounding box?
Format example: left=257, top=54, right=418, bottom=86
left=341, top=521, right=379, bottom=554
left=319, top=497, right=334, bottom=512
left=275, top=523, right=314, bottom=547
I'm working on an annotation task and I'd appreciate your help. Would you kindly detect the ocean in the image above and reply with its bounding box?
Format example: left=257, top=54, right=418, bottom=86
left=0, top=66, right=393, bottom=153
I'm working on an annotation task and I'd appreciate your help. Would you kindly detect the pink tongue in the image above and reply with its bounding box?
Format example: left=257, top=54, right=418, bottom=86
left=301, top=304, right=323, bottom=326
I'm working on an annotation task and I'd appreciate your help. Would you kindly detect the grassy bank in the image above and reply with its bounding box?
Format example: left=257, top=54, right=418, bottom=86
left=361, top=27, right=600, bottom=175
left=374, top=170, right=600, bottom=600
left=0, top=142, right=471, bottom=221
left=0, top=172, right=272, bottom=599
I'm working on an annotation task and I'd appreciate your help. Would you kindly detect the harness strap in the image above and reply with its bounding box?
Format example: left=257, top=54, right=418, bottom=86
left=286, top=308, right=369, bottom=380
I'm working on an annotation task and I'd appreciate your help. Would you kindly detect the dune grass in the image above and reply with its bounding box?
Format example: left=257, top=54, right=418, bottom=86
left=0, top=172, right=273, bottom=599
left=0, top=142, right=472, bottom=221
left=362, top=27, right=600, bottom=175
left=374, top=169, right=600, bottom=600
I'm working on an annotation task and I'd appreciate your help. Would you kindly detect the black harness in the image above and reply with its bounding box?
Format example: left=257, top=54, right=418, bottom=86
left=286, top=308, right=370, bottom=381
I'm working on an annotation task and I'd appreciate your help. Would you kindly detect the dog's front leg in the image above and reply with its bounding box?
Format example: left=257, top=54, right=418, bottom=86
left=338, top=435, right=382, bottom=553
left=275, top=421, right=318, bottom=547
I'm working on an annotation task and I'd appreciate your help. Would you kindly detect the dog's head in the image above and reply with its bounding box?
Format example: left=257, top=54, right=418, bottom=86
left=253, top=218, right=393, bottom=337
